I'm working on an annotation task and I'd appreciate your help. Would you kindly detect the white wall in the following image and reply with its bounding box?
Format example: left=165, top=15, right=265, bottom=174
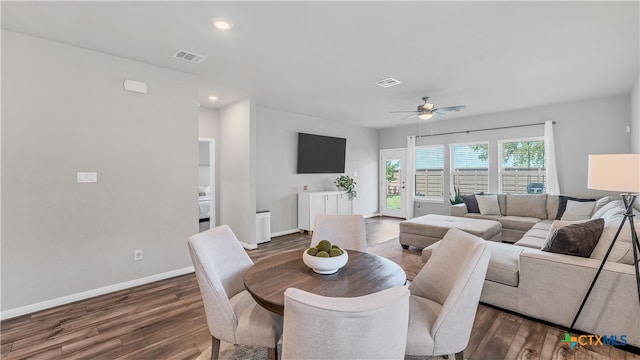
left=199, top=106, right=219, bottom=140
left=1, top=31, right=199, bottom=314
left=256, top=106, right=379, bottom=234
left=631, top=74, right=640, bottom=153
left=198, top=142, right=210, bottom=187
left=379, top=95, right=632, bottom=216
left=218, top=98, right=257, bottom=248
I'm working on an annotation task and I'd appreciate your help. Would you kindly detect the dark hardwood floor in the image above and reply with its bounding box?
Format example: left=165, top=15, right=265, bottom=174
left=1, top=217, right=638, bottom=359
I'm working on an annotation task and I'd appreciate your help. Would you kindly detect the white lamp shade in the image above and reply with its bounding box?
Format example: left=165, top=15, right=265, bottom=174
left=588, top=154, right=640, bottom=193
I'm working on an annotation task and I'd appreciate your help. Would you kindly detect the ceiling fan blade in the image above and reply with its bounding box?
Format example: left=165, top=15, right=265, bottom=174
left=390, top=110, right=419, bottom=114
left=433, top=105, right=466, bottom=113
left=400, top=114, right=418, bottom=121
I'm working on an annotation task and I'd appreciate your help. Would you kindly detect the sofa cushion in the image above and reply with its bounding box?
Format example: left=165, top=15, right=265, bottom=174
left=423, top=240, right=528, bottom=287
left=530, top=220, right=554, bottom=232
left=591, top=199, right=623, bottom=220
left=590, top=205, right=638, bottom=265
left=498, top=216, right=540, bottom=232
left=484, top=242, right=532, bottom=287
left=515, top=235, right=547, bottom=249
left=464, top=213, right=501, bottom=221
left=525, top=228, right=551, bottom=240
left=556, top=195, right=596, bottom=220
left=591, top=196, right=610, bottom=216
left=497, top=194, right=507, bottom=216
left=542, top=218, right=604, bottom=257
left=476, top=195, right=501, bottom=215
left=506, top=194, right=547, bottom=219
left=546, top=195, right=559, bottom=220
left=560, top=200, right=596, bottom=221
left=514, top=220, right=553, bottom=249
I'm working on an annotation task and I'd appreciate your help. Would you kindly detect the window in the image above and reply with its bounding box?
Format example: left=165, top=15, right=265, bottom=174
left=451, top=143, right=489, bottom=195
left=415, top=145, right=444, bottom=201
left=499, top=138, right=546, bottom=194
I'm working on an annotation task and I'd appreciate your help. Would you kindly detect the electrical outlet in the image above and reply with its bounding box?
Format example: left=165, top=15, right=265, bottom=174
left=134, top=249, right=143, bottom=261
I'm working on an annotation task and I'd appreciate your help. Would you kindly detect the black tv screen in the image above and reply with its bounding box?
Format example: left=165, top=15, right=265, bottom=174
left=297, top=133, right=346, bottom=174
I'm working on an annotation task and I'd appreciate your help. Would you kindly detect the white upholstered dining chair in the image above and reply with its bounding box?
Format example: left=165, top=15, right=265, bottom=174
left=310, top=214, right=367, bottom=252
left=281, top=286, right=410, bottom=360
left=188, top=225, right=283, bottom=360
left=405, top=228, right=491, bottom=359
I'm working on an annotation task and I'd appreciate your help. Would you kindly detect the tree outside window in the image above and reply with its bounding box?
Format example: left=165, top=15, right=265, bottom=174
left=496, top=139, right=545, bottom=194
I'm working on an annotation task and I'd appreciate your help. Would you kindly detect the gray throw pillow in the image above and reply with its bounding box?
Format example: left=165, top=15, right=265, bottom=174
left=461, top=193, right=483, bottom=213
left=556, top=195, right=596, bottom=220
left=542, top=218, right=605, bottom=257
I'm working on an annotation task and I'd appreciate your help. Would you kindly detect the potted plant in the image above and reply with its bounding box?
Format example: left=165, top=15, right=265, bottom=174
left=335, top=175, right=357, bottom=199
left=450, top=187, right=463, bottom=205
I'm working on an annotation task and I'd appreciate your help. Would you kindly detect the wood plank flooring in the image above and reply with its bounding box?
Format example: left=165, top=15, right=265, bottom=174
left=2, top=217, right=638, bottom=359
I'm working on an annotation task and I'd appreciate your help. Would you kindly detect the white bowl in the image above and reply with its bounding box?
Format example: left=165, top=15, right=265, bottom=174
left=302, top=249, right=348, bottom=274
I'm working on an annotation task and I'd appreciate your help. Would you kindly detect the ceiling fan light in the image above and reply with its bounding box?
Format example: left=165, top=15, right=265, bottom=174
left=418, top=113, right=433, bottom=120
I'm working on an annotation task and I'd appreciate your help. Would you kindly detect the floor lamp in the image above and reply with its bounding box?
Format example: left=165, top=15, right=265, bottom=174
left=570, top=154, right=640, bottom=331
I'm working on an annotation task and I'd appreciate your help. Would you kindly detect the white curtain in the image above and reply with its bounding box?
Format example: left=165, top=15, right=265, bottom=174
left=544, top=120, right=560, bottom=194
left=406, top=136, right=416, bottom=219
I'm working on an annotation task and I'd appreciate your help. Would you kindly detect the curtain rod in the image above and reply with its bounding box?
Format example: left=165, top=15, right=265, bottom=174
left=414, top=121, right=555, bottom=138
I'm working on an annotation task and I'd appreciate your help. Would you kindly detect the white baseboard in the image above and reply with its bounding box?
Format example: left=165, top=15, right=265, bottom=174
left=363, top=213, right=381, bottom=219
left=271, top=228, right=300, bottom=238
left=0, top=266, right=195, bottom=321
left=240, top=242, right=258, bottom=250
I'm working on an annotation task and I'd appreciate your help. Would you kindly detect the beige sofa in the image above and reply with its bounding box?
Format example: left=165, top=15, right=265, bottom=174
left=424, top=198, right=640, bottom=347
left=451, top=194, right=563, bottom=242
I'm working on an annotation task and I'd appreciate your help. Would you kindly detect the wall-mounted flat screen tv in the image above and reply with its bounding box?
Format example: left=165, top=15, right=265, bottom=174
left=297, top=133, right=346, bottom=174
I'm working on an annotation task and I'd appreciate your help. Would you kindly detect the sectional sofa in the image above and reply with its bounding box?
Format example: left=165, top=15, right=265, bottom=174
left=422, top=194, right=640, bottom=348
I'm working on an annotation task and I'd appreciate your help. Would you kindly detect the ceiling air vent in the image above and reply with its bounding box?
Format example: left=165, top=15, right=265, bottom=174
left=375, top=77, right=402, bottom=88
left=173, top=50, right=207, bottom=64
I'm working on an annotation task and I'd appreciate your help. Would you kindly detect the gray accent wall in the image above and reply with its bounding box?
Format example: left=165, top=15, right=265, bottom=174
left=256, top=106, right=379, bottom=234
left=1, top=31, right=199, bottom=311
left=379, top=95, right=632, bottom=217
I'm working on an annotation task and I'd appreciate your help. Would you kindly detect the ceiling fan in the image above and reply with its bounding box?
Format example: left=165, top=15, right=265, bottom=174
left=391, top=96, right=466, bottom=120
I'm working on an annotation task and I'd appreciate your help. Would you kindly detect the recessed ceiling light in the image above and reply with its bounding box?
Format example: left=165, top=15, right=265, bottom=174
left=208, top=96, right=218, bottom=101
left=212, top=18, right=233, bottom=31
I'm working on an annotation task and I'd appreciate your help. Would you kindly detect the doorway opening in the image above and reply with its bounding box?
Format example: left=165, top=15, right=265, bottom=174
left=198, top=138, right=215, bottom=232
left=380, top=148, right=407, bottom=218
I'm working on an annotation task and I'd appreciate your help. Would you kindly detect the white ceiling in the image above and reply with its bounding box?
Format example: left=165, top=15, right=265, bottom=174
left=2, top=1, right=638, bottom=129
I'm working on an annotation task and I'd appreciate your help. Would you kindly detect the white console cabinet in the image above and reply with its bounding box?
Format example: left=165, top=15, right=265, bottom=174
left=298, top=191, right=353, bottom=231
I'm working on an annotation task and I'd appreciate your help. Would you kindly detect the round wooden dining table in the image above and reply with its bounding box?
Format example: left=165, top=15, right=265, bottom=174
left=243, top=249, right=407, bottom=315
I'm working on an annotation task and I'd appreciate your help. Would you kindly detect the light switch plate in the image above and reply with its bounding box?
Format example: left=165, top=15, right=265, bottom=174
left=77, top=172, right=98, bottom=183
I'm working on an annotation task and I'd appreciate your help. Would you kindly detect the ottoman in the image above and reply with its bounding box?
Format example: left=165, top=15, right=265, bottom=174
left=399, top=214, right=501, bottom=249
